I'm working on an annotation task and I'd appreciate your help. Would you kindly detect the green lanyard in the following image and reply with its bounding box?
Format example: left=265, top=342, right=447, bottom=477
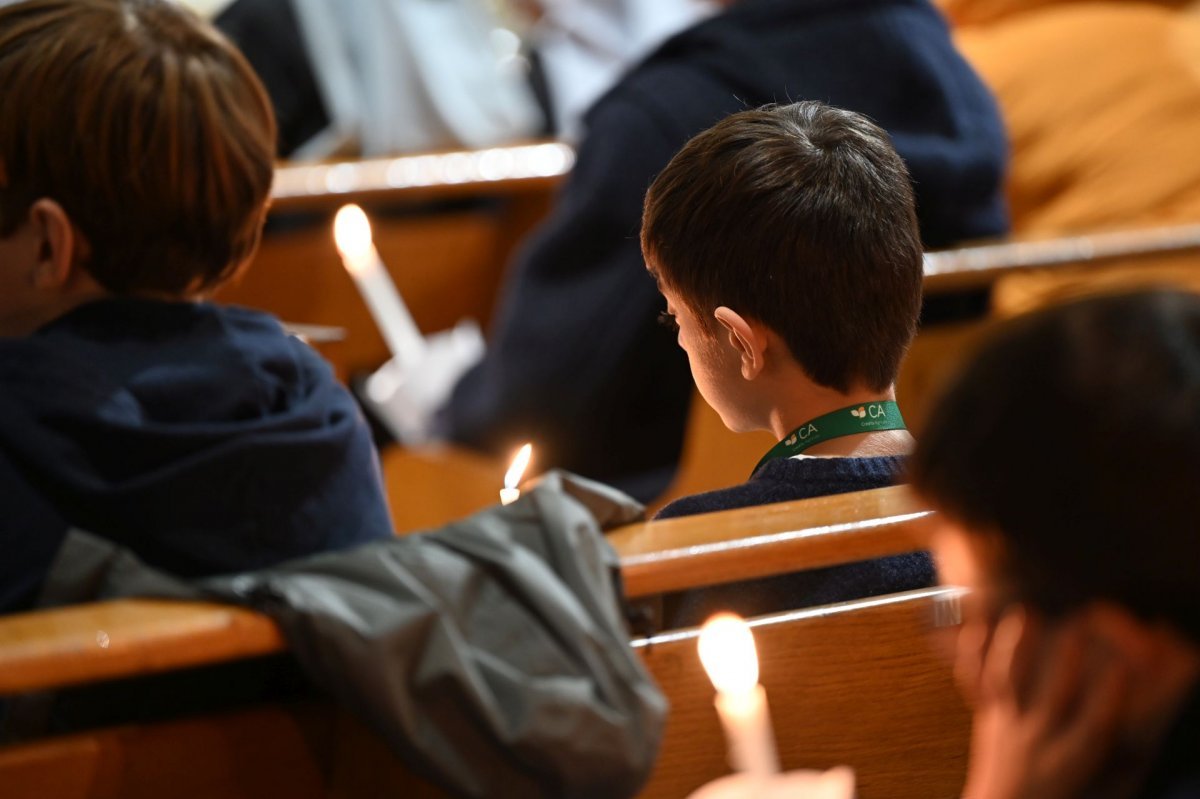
left=753, top=400, right=907, bottom=475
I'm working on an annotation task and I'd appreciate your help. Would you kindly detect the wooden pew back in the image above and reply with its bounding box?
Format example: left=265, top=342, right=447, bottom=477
left=0, top=591, right=966, bottom=799
left=0, top=703, right=451, bottom=799
left=612, top=485, right=927, bottom=598
left=0, top=706, right=335, bottom=799
left=0, top=488, right=948, bottom=798
left=0, top=486, right=930, bottom=695
left=636, top=589, right=968, bottom=799
left=218, top=143, right=571, bottom=380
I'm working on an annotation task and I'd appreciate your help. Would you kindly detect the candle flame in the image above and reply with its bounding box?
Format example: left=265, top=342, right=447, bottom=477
left=698, top=613, right=759, bottom=695
left=333, top=204, right=374, bottom=273
left=504, top=443, right=533, bottom=489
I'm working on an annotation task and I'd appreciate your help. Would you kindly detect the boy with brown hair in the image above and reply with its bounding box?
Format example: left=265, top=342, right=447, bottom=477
left=0, top=0, right=391, bottom=613
left=643, top=102, right=932, bottom=622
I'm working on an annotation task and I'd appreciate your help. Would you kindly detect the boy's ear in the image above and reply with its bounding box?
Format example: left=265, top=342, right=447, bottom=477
left=714, top=306, right=767, bottom=380
left=27, top=199, right=80, bottom=290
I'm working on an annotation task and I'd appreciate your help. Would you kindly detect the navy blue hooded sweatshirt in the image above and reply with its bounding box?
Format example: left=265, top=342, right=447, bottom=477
left=441, top=0, right=1010, bottom=500
left=0, top=298, right=392, bottom=613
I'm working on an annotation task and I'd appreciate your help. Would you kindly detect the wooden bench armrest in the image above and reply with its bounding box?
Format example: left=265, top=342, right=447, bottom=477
left=0, top=600, right=284, bottom=695
left=0, top=486, right=929, bottom=696
left=611, top=484, right=930, bottom=598
left=269, top=142, right=575, bottom=212
left=923, top=222, right=1200, bottom=292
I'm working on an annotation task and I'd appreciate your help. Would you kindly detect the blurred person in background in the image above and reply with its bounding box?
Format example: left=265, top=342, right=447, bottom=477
left=945, top=0, right=1200, bottom=235
left=214, top=0, right=544, bottom=158
left=516, top=0, right=719, bottom=138
left=943, top=0, right=1200, bottom=317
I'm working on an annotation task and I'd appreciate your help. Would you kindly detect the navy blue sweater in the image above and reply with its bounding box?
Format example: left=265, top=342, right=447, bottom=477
left=0, top=299, right=393, bottom=613
left=656, top=456, right=934, bottom=627
left=441, top=0, right=1009, bottom=499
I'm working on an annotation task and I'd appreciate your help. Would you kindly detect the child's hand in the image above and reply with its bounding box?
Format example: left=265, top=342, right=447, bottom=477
left=961, top=608, right=1129, bottom=799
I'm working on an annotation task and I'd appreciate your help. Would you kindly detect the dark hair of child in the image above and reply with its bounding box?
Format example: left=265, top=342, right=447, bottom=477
left=641, top=101, right=924, bottom=393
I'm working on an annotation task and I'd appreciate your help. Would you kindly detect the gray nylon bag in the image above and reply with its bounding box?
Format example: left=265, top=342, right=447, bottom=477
left=28, top=472, right=667, bottom=798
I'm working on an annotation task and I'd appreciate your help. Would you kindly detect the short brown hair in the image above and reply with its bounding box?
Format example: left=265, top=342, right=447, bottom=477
left=642, top=102, right=923, bottom=392
left=0, top=0, right=276, bottom=295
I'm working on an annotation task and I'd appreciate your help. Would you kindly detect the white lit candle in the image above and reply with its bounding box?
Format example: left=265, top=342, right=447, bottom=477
left=333, top=204, right=426, bottom=370
left=698, top=613, right=780, bottom=777
left=500, top=443, right=533, bottom=505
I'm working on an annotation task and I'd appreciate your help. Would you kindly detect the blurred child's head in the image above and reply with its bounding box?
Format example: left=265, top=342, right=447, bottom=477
left=912, top=290, right=1200, bottom=649
left=0, top=0, right=276, bottom=333
left=641, top=101, right=923, bottom=431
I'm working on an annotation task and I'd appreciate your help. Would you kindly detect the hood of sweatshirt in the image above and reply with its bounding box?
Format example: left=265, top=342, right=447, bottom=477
left=0, top=297, right=391, bottom=606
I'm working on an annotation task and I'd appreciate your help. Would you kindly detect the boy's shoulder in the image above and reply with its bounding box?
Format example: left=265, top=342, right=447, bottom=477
left=0, top=298, right=331, bottom=418
left=22, top=298, right=293, bottom=351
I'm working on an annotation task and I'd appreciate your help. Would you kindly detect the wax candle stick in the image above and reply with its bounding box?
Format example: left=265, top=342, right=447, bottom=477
left=333, top=204, right=426, bottom=370
left=500, top=443, right=533, bottom=505
left=698, top=613, right=780, bottom=777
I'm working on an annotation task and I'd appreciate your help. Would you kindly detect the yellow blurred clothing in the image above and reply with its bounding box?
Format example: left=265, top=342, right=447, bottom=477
left=940, top=0, right=1200, bottom=316
left=949, top=1, right=1200, bottom=234
left=939, top=0, right=1188, bottom=26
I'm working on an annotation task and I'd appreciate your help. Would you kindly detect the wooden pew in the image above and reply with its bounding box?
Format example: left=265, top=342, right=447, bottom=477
left=268, top=143, right=574, bottom=213
left=0, top=489, right=955, bottom=798
left=216, top=142, right=572, bottom=381
left=0, top=485, right=930, bottom=696
left=0, top=702, right=448, bottom=799
left=379, top=444, right=509, bottom=535
left=921, top=222, right=1200, bottom=294
left=904, top=222, right=1200, bottom=433
left=636, top=589, right=968, bottom=799
left=611, top=485, right=927, bottom=599
left=0, top=592, right=964, bottom=799
left=0, top=598, right=963, bottom=799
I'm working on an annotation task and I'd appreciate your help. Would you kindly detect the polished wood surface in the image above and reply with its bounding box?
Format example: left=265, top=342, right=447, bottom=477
left=212, top=145, right=567, bottom=382
left=0, top=706, right=334, bottom=799
left=614, top=485, right=930, bottom=599
left=0, top=487, right=930, bottom=697
left=923, top=222, right=1200, bottom=292
left=0, top=703, right=446, bottom=799
left=0, top=594, right=964, bottom=799
left=379, top=443, right=507, bottom=535
left=0, top=600, right=283, bottom=696
left=215, top=205, right=537, bottom=380
left=269, top=142, right=573, bottom=212
left=636, top=589, right=970, bottom=799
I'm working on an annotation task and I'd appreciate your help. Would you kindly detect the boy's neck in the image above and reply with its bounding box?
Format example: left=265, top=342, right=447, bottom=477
left=765, top=384, right=914, bottom=458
